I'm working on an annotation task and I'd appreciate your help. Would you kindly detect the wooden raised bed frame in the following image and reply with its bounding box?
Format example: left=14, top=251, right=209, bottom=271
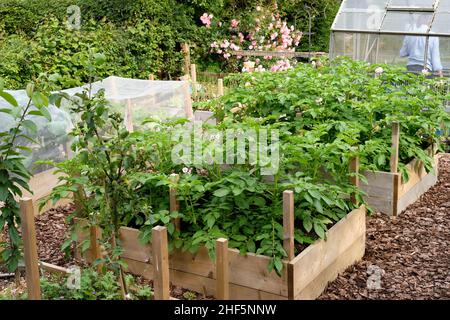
left=76, top=200, right=366, bottom=300
left=361, top=123, right=439, bottom=216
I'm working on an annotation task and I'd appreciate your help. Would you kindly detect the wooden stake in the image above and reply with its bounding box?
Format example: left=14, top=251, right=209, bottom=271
left=283, top=190, right=295, bottom=261
left=152, top=226, right=170, bottom=300
left=169, top=174, right=180, bottom=232
left=19, top=198, right=41, bottom=300
left=392, top=173, right=400, bottom=216
left=39, top=261, right=70, bottom=274
left=149, top=74, right=155, bottom=81
left=349, top=157, right=360, bottom=206
left=182, top=43, right=191, bottom=76
left=218, top=79, right=224, bottom=96
left=390, top=122, right=400, bottom=174
left=89, top=225, right=103, bottom=273
left=216, top=238, right=229, bottom=300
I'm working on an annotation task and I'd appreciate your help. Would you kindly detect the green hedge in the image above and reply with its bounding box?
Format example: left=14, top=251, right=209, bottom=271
left=0, top=0, right=340, bottom=89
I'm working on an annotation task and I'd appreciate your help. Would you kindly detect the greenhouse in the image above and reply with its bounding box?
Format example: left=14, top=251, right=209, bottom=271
left=330, top=0, right=450, bottom=76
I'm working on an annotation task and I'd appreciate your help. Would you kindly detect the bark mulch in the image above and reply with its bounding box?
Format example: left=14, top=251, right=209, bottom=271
left=319, top=153, right=450, bottom=300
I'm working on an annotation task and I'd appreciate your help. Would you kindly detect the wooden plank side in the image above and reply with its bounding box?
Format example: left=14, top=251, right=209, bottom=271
left=293, top=234, right=366, bottom=300
left=361, top=171, right=394, bottom=215
left=20, top=168, right=72, bottom=216
left=78, top=220, right=286, bottom=297
left=397, top=168, right=438, bottom=214
left=123, top=258, right=286, bottom=300
left=119, top=227, right=152, bottom=263
left=289, top=206, right=366, bottom=299
left=399, top=154, right=439, bottom=198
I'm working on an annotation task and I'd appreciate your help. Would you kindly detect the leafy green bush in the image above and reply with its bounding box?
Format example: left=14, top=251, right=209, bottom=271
left=41, top=268, right=153, bottom=300
left=209, top=58, right=450, bottom=180
left=0, top=0, right=339, bottom=88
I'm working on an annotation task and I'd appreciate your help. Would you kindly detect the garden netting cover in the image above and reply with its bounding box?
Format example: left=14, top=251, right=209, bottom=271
left=0, top=76, right=193, bottom=173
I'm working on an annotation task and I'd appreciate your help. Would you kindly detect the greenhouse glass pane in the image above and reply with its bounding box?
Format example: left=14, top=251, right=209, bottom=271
left=377, top=35, right=410, bottom=66
left=331, top=32, right=355, bottom=59
left=437, top=0, right=450, bottom=12
left=331, top=32, right=379, bottom=63
left=381, top=12, right=433, bottom=33
left=430, top=13, right=450, bottom=35
left=388, top=0, right=436, bottom=8
left=439, top=37, right=450, bottom=71
left=342, top=0, right=389, bottom=11
left=334, top=12, right=384, bottom=31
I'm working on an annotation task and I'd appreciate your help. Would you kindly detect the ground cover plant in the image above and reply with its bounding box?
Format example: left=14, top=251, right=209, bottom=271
left=209, top=58, right=450, bottom=181
left=0, top=267, right=152, bottom=300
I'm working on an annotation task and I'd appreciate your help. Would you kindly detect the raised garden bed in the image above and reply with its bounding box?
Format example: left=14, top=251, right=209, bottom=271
left=75, top=205, right=366, bottom=300
left=361, top=142, right=439, bottom=216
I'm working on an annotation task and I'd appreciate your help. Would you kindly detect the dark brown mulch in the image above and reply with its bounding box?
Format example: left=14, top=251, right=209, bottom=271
left=319, top=153, right=450, bottom=300
left=35, top=204, right=75, bottom=267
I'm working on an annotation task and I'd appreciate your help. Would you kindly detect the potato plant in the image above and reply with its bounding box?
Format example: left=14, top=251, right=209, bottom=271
left=212, top=58, right=450, bottom=181
left=47, top=106, right=361, bottom=276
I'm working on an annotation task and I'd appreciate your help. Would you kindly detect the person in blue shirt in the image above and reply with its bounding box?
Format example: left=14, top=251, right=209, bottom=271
left=399, top=16, right=444, bottom=77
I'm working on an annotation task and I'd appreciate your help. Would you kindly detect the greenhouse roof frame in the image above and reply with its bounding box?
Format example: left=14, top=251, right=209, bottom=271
left=331, top=0, right=450, bottom=37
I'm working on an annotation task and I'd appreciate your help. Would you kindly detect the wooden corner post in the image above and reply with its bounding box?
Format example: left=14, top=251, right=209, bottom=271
left=19, top=198, right=42, bottom=300
left=89, top=225, right=103, bottom=273
left=216, top=238, right=229, bottom=300
left=390, top=122, right=400, bottom=216
left=182, top=43, right=191, bottom=76
left=152, top=226, right=170, bottom=300
left=283, top=190, right=295, bottom=261
left=349, top=157, right=360, bottom=206
left=390, top=122, right=400, bottom=174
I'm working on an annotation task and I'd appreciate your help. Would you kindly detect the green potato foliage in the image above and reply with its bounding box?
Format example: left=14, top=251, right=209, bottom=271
left=46, top=102, right=361, bottom=277
left=210, top=58, right=450, bottom=181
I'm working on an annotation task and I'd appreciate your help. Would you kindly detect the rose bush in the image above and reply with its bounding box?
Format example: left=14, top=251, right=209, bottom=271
left=200, top=4, right=303, bottom=73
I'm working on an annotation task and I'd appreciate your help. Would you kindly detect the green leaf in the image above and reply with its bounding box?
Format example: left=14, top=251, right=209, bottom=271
left=313, top=223, right=325, bottom=239
left=32, top=92, right=49, bottom=108
left=213, top=188, right=230, bottom=197
left=246, top=239, right=256, bottom=253
left=22, top=120, right=37, bottom=134
left=0, top=91, right=18, bottom=107
left=303, top=219, right=313, bottom=233
left=167, top=223, right=175, bottom=235
left=274, top=257, right=283, bottom=273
